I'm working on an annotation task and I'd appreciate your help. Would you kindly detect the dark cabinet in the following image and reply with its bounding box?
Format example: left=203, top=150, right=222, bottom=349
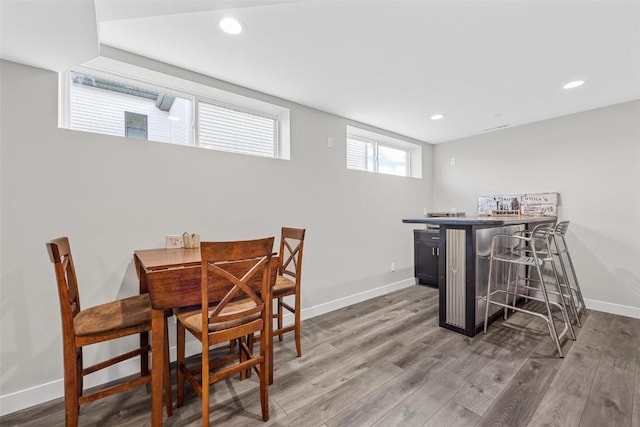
left=414, top=230, right=440, bottom=287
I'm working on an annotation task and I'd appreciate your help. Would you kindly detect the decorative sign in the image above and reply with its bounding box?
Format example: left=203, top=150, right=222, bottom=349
left=477, top=192, right=558, bottom=217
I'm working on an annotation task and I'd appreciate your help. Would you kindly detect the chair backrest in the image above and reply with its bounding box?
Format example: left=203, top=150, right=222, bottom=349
left=552, top=220, right=570, bottom=252
left=200, top=238, right=274, bottom=330
left=554, top=221, right=570, bottom=237
left=529, top=223, right=555, bottom=254
left=278, top=227, right=306, bottom=286
left=145, top=256, right=280, bottom=311
left=46, top=237, right=81, bottom=342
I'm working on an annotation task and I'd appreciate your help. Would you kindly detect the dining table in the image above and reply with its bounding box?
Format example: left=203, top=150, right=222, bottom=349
left=134, top=247, right=277, bottom=427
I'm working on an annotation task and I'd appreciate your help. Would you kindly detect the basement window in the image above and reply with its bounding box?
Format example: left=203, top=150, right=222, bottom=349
left=59, top=66, right=290, bottom=160
left=346, top=126, right=422, bottom=178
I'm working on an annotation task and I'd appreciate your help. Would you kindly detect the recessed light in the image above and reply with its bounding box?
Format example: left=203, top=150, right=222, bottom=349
left=430, top=113, right=445, bottom=121
left=219, top=17, right=243, bottom=35
left=563, top=80, right=585, bottom=89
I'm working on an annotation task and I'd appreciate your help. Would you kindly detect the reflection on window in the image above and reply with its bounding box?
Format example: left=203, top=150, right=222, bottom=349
left=61, top=69, right=290, bottom=160
left=346, top=126, right=420, bottom=178
left=378, top=145, right=408, bottom=177
left=68, top=72, right=193, bottom=145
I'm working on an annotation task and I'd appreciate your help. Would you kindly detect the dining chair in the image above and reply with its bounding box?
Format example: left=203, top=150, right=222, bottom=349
left=172, top=237, right=274, bottom=426
left=273, top=227, right=306, bottom=357
left=46, top=237, right=172, bottom=427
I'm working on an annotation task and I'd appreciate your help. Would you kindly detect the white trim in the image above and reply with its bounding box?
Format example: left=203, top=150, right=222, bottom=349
left=584, top=298, right=640, bottom=319
left=295, top=277, right=416, bottom=322
left=0, top=378, right=63, bottom=417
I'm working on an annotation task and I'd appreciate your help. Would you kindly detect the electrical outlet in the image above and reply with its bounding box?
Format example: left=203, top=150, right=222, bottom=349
left=165, top=234, right=184, bottom=249
left=391, top=262, right=396, bottom=272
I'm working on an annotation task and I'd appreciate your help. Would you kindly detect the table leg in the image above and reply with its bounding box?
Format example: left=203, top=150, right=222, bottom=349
left=151, top=309, right=165, bottom=427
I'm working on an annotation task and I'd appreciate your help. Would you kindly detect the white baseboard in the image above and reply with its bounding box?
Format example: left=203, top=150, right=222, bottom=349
left=296, top=277, right=416, bottom=322
left=0, top=378, right=63, bottom=419
left=584, top=298, right=640, bottom=319
left=0, top=277, right=415, bottom=417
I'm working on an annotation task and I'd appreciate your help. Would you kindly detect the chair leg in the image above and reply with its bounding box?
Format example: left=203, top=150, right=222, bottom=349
left=201, top=344, right=210, bottom=427
left=246, top=334, right=254, bottom=379
left=536, top=263, right=564, bottom=357
left=140, top=330, right=150, bottom=376
left=176, top=322, right=185, bottom=407
left=277, top=297, right=284, bottom=341
left=163, top=318, right=173, bottom=417
left=260, top=329, right=270, bottom=421
left=504, top=262, right=512, bottom=320
left=553, top=242, right=581, bottom=327
left=77, top=349, right=83, bottom=398
left=65, top=348, right=81, bottom=427
left=565, top=250, right=587, bottom=314
left=512, top=264, right=521, bottom=313
left=239, top=336, right=247, bottom=380
left=550, top=261, right=576, bottom=340
left=294, top=295, right=302, bottom=357
left=484, top=257, right=495, bottom=334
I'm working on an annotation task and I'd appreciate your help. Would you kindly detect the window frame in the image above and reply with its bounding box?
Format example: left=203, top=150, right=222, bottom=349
left=346, top=125, right=422, bottom=178
left=59, top=61, right=290, bottom=160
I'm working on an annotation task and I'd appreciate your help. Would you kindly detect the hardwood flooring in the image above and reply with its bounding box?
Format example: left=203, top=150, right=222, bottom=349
left=2, top=285, right=639, bottom=426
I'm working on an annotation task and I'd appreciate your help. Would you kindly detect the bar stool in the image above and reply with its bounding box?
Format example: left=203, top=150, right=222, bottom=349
left=482, top=223, right=575, bottom=357
left=510, top=221, right=585, bottom=327
left=552, top=221, right=587, bottom=322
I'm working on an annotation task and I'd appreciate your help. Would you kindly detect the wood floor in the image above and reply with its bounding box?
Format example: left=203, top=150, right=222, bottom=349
left=2, top=285, right=639, bottom=426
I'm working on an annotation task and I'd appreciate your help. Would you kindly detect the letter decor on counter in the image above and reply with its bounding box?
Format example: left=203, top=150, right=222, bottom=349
left=477, top=192, right=559, bottom=217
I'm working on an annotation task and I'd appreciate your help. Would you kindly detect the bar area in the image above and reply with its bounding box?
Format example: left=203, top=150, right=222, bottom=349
left=403, top=192, right=559, bottom=336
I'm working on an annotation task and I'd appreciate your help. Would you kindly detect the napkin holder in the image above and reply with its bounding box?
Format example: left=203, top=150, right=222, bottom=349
left=183, top=233, right=200, bottom=249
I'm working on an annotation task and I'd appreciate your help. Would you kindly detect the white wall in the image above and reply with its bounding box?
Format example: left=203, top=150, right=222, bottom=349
left=3, top=47, right=638, bottom=416
left=433, top=100, right=640, bottom=316
left=0, top=57, right=432, bottom=414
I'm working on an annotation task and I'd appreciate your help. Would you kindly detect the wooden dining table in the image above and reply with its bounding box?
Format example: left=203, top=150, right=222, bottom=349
left=134, top=247, right=277, bottom=427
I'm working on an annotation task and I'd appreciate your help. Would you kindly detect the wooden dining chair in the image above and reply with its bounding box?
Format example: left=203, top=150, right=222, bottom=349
left=272, top=227, right=306, bottom=357
left=172, top=237, right=274, bottom=426
left=46, top=237, right=172, bottom=427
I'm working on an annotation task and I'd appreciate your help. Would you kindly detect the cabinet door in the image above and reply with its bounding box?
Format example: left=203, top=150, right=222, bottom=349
left=414, top=231, right=439, bottom=287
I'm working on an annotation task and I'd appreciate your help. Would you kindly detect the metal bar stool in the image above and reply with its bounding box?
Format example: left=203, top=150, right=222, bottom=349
left=482, top=223, right=575, bottom=357
left=510, top=221, right=586, bottom=327
left=508, top=226, right=581, bottom=328
left=551, top=221, right=587, bottom=322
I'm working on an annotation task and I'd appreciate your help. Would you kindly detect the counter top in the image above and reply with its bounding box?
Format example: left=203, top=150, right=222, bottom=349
left=402, top=216, right=556, bottom=226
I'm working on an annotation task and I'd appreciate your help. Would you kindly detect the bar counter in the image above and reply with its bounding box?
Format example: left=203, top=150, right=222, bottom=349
left=403, top=216, right=556, bottom=336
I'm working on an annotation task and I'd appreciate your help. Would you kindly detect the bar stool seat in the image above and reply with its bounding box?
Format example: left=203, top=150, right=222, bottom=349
left=482, top=223, right=575, bottom=357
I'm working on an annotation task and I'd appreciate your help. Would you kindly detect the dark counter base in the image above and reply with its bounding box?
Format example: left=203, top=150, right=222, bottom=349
left=405, top=216, right=557, bottom=337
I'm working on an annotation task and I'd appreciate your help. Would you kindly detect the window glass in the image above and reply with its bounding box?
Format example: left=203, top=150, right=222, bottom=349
left=346, top=137, right=374, bottom=171
left=61, top=67, right=290, bottom=160
left=68, top=72, right=193, bottom=145
left=346, top=126, right=420, bottom=178
left=378, top=145, right=408, bottom=176
left=198, top=101, right=277, bottom=158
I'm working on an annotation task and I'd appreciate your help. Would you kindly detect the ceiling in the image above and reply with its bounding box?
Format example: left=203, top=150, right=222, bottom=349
left=2, top=0, right=639, bottom=143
